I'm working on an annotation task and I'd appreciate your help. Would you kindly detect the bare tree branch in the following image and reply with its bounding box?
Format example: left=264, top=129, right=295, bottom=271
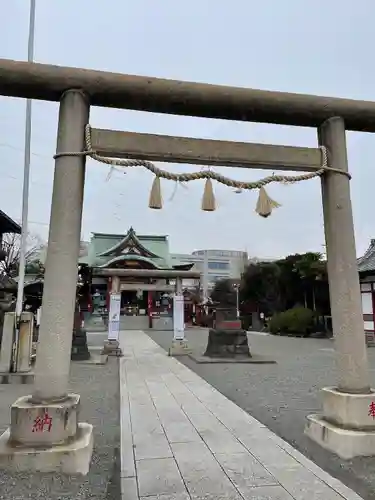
left=0, top=232, right=45, bottom=278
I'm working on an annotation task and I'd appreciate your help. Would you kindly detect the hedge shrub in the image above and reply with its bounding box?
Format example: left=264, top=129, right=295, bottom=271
left=269, top=307, right=315, bottom=336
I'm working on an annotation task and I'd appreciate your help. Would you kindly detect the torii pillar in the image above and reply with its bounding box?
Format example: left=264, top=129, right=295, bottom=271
left=305, top=117, right=375, bottom=459
left=0, top=90, right=93, bottom=474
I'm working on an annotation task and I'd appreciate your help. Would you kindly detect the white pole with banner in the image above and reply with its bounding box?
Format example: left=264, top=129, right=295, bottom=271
left=108, top=292, right=121, bottom=341
left=14, top=0, right=36, bottom=372
left=173, top=295, right=185, bottom=340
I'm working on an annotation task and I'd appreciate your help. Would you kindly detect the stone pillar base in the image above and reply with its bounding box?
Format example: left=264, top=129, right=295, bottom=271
left=0, top=422, right=93, bottom=475
left=0, top=392, right=93, bottom=475
left=305, top=386, right=375, bottom=459
left=168, top=339, right=192, bottom=356
left=10, top=394, right=80, bottom=446
left=101, top=339, right=123, bottom=357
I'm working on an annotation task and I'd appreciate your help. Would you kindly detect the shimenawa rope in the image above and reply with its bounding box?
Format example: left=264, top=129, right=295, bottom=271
left=53, top=125, right=351, bottom=218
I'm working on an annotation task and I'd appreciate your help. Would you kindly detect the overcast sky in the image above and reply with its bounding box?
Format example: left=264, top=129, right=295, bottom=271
left=1, top=0, right=375, bottom=259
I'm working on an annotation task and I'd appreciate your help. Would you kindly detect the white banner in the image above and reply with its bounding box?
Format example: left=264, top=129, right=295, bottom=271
left=108, top=293, right=121, bottom=341
left=173, top=295, right=185, bottom=340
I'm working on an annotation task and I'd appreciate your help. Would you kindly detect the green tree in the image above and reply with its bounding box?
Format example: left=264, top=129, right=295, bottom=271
left=0, top=232, right=44, bottom=278
left=276, top=255, right=305, bottom=310
left=240, top=262, right=282, bottom=315
left=210, top=279, right=237, bottom=307
left=293, top=252, right=326, bottom=311
left=240, top=253, right=330, bottom=316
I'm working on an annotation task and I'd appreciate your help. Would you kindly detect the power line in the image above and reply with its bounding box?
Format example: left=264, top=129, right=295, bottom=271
left=0, top=141, right=52, bottom=159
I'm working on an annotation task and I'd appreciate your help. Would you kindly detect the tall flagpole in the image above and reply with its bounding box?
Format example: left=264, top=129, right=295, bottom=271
left=14, top=0, right=36, bottom=369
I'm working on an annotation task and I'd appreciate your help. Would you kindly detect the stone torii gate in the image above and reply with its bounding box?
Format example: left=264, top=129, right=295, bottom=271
left=0, top=58, right=373, bottom=472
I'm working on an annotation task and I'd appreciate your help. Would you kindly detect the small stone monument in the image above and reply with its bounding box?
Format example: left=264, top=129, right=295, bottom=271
left=71, top=302, right=90, bottom=361
left=204, top=306, right=251, bottom=359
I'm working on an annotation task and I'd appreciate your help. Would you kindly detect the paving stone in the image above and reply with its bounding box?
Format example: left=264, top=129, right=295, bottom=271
left=171, top=441, right=242, bottom=499
left=145, top=379, right=172, bottom=397
left=199, top=428, right=247, bottom=454
left=134, top=432, right=173, bottom=460
left=215, top=452, right=279, bottom=492
left=238, top=436, right=301, bottom=471
left=120, top=431, right=136, bottom=478
left=130, top=407, right=165, bottom=439
left=140, top=494, right=190, bottom=500
left=272, top=467, right=347, bottom=500
left=120, top=361, right=136, bottom=478
left=163, top=419, right=202, bottom=443
left=154, top=403, right=202, bottom=443
left=242, top=485, right=295, bottom=499
left=152, top=398, right=186, bottom=415
left=190, top=494, right=244, bottom=500
left=183, top=410, right=228, bottom=433
left=121, top=476, right=138, bottom=500
left=136, top=457, right=186, bottom=497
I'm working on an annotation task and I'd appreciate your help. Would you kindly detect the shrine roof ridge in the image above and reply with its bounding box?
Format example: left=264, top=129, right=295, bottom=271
left=358, top=239, right=375, bottom=274
left=91, top=232, right=168, bottom=240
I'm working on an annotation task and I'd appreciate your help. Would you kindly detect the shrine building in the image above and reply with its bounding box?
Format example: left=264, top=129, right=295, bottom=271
left=80, top=227, right=200, bottom=329
left=358, top=239, right=375, bottom=345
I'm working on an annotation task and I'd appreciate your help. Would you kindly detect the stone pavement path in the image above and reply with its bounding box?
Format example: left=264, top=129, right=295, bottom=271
left=119, top=330, right=364, bottom=500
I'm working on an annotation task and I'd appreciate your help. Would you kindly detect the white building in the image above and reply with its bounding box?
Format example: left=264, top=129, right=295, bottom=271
left=170, top=249, right=248, bottom=296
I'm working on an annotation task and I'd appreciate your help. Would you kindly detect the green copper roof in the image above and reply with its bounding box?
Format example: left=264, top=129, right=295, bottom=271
left=84, top=227, right=173, bottom=269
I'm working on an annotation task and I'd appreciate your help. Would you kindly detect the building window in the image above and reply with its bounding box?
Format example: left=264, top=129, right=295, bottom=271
left=209, top=274, right=229, bottom=283
left=207, top=261, right=229, bottom=270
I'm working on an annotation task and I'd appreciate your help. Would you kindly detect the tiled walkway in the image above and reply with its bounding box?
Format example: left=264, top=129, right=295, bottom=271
left=119, top=330, right=364, bottom=500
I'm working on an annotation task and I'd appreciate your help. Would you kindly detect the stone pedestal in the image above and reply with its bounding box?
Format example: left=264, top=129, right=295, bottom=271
left=0, top=424, right=93, bottom=475
left=71, top=327, right=90, bottom=361
left=11, top=394, right=80, bottom=445
left=0, top=393, right=94, bottom=474
left=17, top=311, right=33, bottom=373
left=204, top=329, right=251, bottom=358
left=0, top=312, right=15, bottom=373
left=0, top=312, right=34, bottom=376
left=305, top=387, right=375, bottom=459
left=101, top=339, right=123, bottom=357
left=168, top=339, right=192, bottom=356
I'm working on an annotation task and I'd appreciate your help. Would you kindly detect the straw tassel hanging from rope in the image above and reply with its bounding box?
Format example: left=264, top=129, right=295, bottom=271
left=255, top=186, right=281, bottom=218
left=201, top=178, right=216, bottom=211
left=148, top=176, right=163, bottom=209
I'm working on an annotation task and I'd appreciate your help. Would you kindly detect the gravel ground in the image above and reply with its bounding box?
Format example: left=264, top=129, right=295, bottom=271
left=147, top=328, right=375, bottom=500
left=0, top=355, right=120, bottom=500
